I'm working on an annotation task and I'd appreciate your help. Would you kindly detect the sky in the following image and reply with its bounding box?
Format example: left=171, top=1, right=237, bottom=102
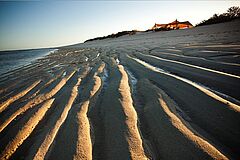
left=0, top=1, right=240, bottom=51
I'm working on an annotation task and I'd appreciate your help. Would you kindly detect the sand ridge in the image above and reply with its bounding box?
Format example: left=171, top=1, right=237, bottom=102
left=129, top=55, right=240, bottom=112
left=0, top=99, right=55, bottom=160
left=0, top=80, right=41, bottom=113
left=118, top=65, right=148, bottom=160
left=0, top=70, right=76, bottom=133
left=33, top=77, right=81, bottom=160
left=74, top=74, right=102, bottom=160
left=138, top=79, right=228, bottom=160
left=0, top=20, right=240, bottom=159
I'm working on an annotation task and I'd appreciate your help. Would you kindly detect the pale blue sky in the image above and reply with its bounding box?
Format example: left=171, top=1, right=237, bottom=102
left=0, top=1, right=239, bottom=51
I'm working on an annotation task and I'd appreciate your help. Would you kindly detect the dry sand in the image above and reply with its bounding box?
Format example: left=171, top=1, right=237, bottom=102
left=0, top=20, right=240, bottom=159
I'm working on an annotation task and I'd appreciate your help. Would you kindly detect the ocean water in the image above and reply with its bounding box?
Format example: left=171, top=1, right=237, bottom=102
left=0, top=48, right=57, bottom=75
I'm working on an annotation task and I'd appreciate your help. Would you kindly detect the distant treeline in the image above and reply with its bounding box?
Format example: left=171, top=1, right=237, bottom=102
left=196, top=6, right=240, bottom=26
left=84, top=27, right=174, bottom=43
left=85, top=6, right=239, bottom=43
left=84, top=30, right=138, bottom=43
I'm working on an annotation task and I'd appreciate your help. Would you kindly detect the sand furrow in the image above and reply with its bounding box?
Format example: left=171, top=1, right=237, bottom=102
left=140, top=53, right=240, bottom=79
left=158, top=95, right=228, bottom=160
left=74, top=73, right=102, bottom=160
left=123, top=54, right=240, bottom=157
left=87, top=64, right=110, bottom=160
left=134, top=52, right=240, bottom=101
left=27, top=70, right=64, bottom=100
left=129, top=55, right=240, bottom=112
left=118, top=65, right=148, bottom=160
left=0, top=99, right=54, bottom=160
left=0, top=70, right=76, bottom=133
left=0, top=63, right=58, bottom=98
left=0, top=79, right=34, bottom=101
left=124, top=67, right=155, bottom=159
left=0, top=80, right=41, bottom=114
left=100, top=64, right=130, bottom=159
left=33, top=77, right=81, bottom=160
left=149, top=51, right=240, bottom=74
left=101, top=61, right=148, bottom=159
left=138, top=79, right=228, bottom=160
left=0, top=82, right=21, bottom=95
left=139, top=52, right=240, bottom=79
left=45, top=66, right=101, bottom=160
left=0, top=62, right=48, bottom=85
left=0, top=63, right=41, bottom=81
left=0, top=75, right=50, bottom=102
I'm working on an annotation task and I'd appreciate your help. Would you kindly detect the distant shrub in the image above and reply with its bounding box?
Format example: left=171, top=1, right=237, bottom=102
left=153, top=27, right=172, bottom=32
left=84, top=30, right=138, bottom=43
left=196, top=6, right=240, bottom=26
left=144, top=29, right=153, bottom=32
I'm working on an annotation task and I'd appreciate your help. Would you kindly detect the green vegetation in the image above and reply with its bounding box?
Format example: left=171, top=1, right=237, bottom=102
left=196, top=6, right=240, bottom=26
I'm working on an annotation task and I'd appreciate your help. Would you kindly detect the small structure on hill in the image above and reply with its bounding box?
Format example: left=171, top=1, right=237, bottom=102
left=152, top=19, right=193, bottom=30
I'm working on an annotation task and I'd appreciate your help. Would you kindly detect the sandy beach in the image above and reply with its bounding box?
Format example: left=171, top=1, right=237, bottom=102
left=0, top=20, right=240, bottom=160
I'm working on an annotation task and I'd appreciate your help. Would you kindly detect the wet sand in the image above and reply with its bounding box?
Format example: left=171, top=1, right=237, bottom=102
left=0, top=20, right=240, bottom=160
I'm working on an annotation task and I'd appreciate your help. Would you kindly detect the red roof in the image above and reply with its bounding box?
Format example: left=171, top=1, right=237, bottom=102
left=168, top=19, right=180, bottom=25
left=180, top=21, right=193, bottom=26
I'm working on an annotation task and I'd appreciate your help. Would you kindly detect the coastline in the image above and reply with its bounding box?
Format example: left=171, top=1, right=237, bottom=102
left=0, top=49, right=58, bottom=76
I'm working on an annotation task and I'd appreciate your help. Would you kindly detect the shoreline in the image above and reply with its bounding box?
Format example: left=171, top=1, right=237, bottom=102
left=0, top=49, right=58, bottom=76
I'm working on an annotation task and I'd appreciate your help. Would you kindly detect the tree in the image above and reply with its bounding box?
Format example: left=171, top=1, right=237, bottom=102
left=196, top=6, right=240, bottom=26
left=227, top=6, right=240, bottom=18
left=212, top=14, right=219, bottom=19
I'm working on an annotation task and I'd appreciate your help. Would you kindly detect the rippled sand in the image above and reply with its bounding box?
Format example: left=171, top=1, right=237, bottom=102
left=0, top=20, right=240, bottom=160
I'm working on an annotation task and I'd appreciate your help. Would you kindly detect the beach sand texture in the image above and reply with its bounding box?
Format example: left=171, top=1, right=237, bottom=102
left=0, top=20, right=240, bottom=160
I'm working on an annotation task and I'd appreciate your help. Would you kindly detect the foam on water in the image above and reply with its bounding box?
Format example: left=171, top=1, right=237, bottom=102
left=102, top=68, right=109, bottom=83
left=116, top=58, right=120, bottom=64
left=125, top=67, right=137, bottom=87
left=200, top=50, right=237, bottom=54
left=62, top=71, right=67, bottom=77
left=92, top=53, right=100, bottom=61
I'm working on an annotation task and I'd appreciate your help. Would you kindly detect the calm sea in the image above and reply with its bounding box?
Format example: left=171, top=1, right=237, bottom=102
left=0, top=48, right=56, bottom=75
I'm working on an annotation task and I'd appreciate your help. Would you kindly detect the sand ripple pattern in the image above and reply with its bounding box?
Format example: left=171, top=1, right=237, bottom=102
left=1, top=21, right=240, bottom=160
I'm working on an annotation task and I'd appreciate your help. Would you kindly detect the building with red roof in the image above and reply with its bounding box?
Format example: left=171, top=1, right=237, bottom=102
left=152, top=19, right=193, bottom=30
